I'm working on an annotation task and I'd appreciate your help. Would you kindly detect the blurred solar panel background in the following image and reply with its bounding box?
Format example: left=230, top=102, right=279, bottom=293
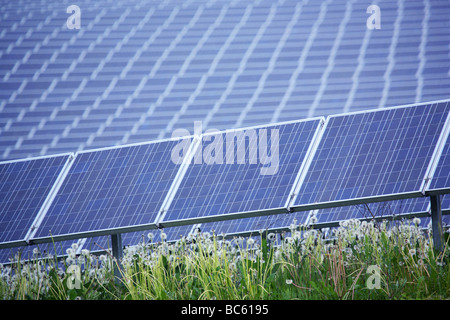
left=1, top=0, right=449, bottom=161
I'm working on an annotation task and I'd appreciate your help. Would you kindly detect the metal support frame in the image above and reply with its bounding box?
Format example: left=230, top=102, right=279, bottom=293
left=111, top=233, right=123, bottom=280
left=430, top=195, right=444, bottom=252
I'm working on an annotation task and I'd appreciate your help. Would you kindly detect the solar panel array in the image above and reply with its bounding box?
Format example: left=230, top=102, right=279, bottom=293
left=1, top=0, right=449, bottom=260
left=0, top=0, right=449, bottom=161
left=1, top=100, right=449, bottom=262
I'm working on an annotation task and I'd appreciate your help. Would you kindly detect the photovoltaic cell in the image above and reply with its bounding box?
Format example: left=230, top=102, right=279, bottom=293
left=33, top=138, right=190, bottom=240
left=0, top=155, right=70, bottom=246
left=294, top=102, right=450, bottom=207
left=161, top=118, right=323, bottom=224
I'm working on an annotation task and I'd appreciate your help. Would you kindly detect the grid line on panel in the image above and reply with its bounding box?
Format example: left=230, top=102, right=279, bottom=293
left=32, top=139, right=190, bottom=240
left=294, top=102, right=450, bottom=207
left=161, top=119, right=322, bottom=224
left=0, top=155, right=69, bottom=245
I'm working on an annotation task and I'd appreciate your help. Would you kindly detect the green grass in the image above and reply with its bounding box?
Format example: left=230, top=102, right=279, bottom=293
left=1, top=218, right=449, bottom=300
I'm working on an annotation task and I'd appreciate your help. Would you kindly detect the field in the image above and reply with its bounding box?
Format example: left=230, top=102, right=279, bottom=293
left=1, top=217, right=449, bottom=300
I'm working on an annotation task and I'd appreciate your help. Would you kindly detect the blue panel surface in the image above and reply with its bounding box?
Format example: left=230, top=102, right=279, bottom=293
left=0, top=155, right=69, bottom=245
left=162, top=118, right=322, bottom=223
left=294, top=102, right=450, bottom=206
left=33, top=138, right=190, bottom=239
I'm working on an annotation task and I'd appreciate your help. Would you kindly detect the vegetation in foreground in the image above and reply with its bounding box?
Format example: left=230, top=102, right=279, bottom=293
left=1, top=216, right=449, bottom=300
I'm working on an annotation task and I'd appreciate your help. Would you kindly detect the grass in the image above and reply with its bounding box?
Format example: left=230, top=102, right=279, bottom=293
left=1, top=217, right=449, bottom=300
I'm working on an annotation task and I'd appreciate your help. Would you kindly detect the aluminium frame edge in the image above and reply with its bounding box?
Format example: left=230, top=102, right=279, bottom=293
left=287, top=116, right=330, bottom=209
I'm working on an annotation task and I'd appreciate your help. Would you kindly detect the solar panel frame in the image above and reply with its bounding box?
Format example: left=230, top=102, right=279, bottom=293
left=157, top=117, right=325, bottom=228
left=29, top=135, right=197, bottom=245
left=289, top=100, right=450, bottom=214
left=424, top=106, right=450, bottom=195
left=0, top=153, right=74, bottom=249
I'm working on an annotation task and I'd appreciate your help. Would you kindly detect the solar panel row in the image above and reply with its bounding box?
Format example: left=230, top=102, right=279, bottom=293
left=0, top=101, right=449, bottom=254
left=1, top=0, right=449, bottom=161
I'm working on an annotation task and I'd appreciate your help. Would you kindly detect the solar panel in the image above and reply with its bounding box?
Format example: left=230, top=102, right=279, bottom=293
left=292, top=101, right=450, bottom=210
left=0, top=154, right=71, bottom=248
left=80, top=225, right=197, bottom=254
left=31, top=137, right=193, bottom=243
left=159, top=118, right=324, bottom=226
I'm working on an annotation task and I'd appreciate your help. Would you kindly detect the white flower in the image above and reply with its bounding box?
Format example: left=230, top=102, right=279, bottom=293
left=413, top=218, right=421, bottom=226
left=202, top=232, right=211, bottom=239
left=409, top=249, right=416, bottom=256
left=81, top=249, right=90, bottom=256
left=247, top=238, right=255, bottom=246
left=286, top=279, right=293, bottom=285
left=160, top=232, right=167, bottom=241
left=147, top=232, right=154, bottom=240
left=71, top=243, right=79, bottom=250
left=309, top=215, right=318, bottom=224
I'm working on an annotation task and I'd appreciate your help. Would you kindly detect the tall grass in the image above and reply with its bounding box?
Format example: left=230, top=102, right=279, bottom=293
left=1, top=218, right=449, bottom=300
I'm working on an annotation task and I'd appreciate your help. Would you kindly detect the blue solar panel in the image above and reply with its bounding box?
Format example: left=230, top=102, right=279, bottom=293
left=0, top=154, right=70, bottom=246
left=0, top=239, right=83, bottom=264
left=160, top=118, right=323, bottom=224
left=32, top=138, right=192, bottom=240
left=293, top=102, right=450, bottom=207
